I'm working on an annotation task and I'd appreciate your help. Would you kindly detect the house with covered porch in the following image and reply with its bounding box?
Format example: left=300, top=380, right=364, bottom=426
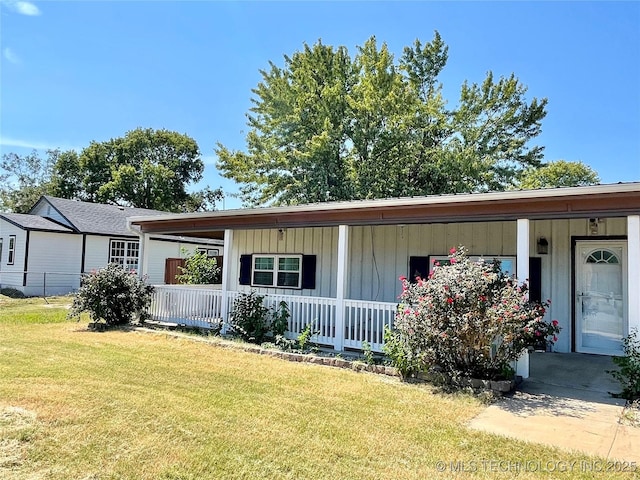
left=129, top=183, right=640, bottom=369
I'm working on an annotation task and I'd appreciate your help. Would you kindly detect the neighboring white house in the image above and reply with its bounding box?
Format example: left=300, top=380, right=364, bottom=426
left=130, top=183, right=640, bottom=360
left=0, top=196, right=223, bottom=296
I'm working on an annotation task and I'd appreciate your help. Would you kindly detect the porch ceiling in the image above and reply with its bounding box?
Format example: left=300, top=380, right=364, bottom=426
left=129, top=183, right=640, bottom=238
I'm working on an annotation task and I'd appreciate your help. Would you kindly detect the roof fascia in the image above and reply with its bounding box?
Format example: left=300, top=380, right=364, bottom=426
left=0, top=215, right=27, bottom=230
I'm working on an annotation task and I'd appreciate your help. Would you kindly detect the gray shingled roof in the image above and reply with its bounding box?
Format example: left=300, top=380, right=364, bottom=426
left=0, top=213, right=74, bottom=232
left=41, top=196, right=168, bottom=236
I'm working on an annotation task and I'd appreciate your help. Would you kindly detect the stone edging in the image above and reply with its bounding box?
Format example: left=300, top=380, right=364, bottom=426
left=133, top=326, right=399, bottom=377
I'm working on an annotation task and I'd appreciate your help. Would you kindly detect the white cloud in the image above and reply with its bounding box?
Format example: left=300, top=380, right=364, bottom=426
left=0, top=136, right=81, bottom=152
left=201, top=154, right=218, bottom=165
left=3, top=1, right=41, bottom=16
left=3, top=47, right=20, bottom=64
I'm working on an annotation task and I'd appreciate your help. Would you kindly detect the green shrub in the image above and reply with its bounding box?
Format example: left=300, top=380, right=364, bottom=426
left=176, top=250, right=221, bottom=284
left=609, top=329, right=640, bottom=401
left=392, top=246, right=560, bottom=382
left=67, top=263, right=154, bottom=326
left=361, top=341, right=375, bottom=366
left=383, top=325, right=425, bottom=379
left=0, top=288, right=26, bottom=299
left=229, top=291, right=271, bottom=343
left=296, top=322, right=318, bottom=352
left=271, top=300, right=290, bottom=337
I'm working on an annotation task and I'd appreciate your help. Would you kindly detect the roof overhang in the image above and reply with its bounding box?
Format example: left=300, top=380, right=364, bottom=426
left=128, top=183, right=640, bottom=239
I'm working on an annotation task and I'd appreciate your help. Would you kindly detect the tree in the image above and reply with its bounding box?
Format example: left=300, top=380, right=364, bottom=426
left=216, top=33, right=548, bottom=206
left=72, top=128, right=206, bottom=212
left=0, top=149, right=65, bottom=213
left=176, top=250, right=221, bottom=284
left=516, top=160, right=600, bottom=189
left=1, top=128, right=223, bottom=213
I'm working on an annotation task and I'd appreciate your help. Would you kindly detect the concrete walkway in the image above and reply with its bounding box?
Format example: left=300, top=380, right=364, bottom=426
left=469, top=352, right=640, bottom=462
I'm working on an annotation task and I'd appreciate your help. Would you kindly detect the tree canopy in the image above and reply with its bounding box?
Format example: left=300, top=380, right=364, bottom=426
left=0, top=149, right=60, bottom=213
left=515, top=160, right=600, bottom=189
left=1, top=128, right=223, bottom=213
left=216, top=33, right=549, bottom=206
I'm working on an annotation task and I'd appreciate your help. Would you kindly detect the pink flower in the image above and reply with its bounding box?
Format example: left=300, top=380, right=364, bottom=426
left=399, top=275, right=407, bottom=282
left=552, top=320, right=559, bottom=326
left=553, top=336, right=558, bottom=342
left=535, top=331, right=542, bottom=337
left=447, top=297, right=453, bottom=304
left=449, top=247, right=457, bottom=254
left=443, top=285, right=449, bottom=291
left=450, top=258, right=457, bottom=264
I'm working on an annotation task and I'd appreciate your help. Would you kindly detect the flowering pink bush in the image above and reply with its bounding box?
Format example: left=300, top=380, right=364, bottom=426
left=389, top=246, right=560, bottom=381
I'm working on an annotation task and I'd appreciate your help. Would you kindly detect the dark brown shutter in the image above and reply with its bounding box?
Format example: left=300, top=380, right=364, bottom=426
left=239, top=255, right=252, bottom=285
left=301, top=255, right=316, bottom=289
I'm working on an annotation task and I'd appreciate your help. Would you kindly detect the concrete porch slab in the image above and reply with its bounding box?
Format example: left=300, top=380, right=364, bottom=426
left=468, top=352, right=639, bottom=462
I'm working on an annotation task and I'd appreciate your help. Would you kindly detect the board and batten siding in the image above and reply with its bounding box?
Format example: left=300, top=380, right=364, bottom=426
left=0, top=219, right=28, bottom=290
left=349, top=221, right=518, bottom=303
left=230, top=227, right=338, bottom=298
left=24, top=232, right=83, bottom=295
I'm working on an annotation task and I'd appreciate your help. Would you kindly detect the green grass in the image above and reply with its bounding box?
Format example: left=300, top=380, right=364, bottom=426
left=0, top=298, right=633, bottom=479
left=0, top=294, right=75, bottom=324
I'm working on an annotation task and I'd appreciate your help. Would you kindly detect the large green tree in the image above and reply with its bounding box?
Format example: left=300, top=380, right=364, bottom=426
left=1, top=129, right=223, bottom=213
left=71, top=128, right=206, bottom=211
left=515, top=160, right=600, bottom=189
left=0, top=149, right=68, bottom=213
left=216, top=33, right=548, bottom=206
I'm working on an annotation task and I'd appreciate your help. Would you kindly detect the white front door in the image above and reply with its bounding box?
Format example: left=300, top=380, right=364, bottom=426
left=575, top=241, right=627, bottom=355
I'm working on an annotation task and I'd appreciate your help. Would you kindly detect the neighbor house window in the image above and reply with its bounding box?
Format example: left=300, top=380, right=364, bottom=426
left=428, top=255, right=517, bottom=276
left=109, top=239, right=139, bottom=271
left=251, top=254, right=302, bottom=288
left=7, top=235, right=16, bottom=265
left=197, top=248, right=220, bottom=257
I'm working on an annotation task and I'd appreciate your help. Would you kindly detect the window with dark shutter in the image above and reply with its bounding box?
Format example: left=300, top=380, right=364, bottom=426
left=239, top=254, right=317, bottom=289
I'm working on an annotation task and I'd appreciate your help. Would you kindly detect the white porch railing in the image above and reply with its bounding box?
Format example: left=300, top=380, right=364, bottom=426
left=344, top=299, right=397, bottom=352
left=149, top=285, right=223, bottom=328
left=258, top=294, right=337, bottom=346
left=147, top=286, right=397, bottom=352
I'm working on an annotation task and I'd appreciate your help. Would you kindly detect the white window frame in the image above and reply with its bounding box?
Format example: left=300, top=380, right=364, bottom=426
left=7, top=235, right=16, bottom=265
left=197, top=248, right=220, bottom=257
left=251, top=254, right=303, bottom=289
left=109, top=239, right=140, bottom=272
left=429, top=255, right=517, bottom=276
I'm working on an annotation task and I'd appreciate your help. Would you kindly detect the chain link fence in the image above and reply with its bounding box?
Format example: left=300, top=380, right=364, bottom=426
left=0, top=271, right=86, bottom=299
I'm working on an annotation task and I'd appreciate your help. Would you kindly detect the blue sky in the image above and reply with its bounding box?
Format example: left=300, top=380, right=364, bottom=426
left=1, top=1, right=639, bottom=210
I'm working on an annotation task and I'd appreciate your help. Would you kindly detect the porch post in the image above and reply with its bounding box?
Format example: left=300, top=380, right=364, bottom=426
left=335, top=225, right=349, bottom=351
left=628, top=215, right=640, bottom=333
left=220, top=229, right=234, bottom=333
left=516, top=218, right=530, bottom=378
left=516, top=219, right=530, bottom=285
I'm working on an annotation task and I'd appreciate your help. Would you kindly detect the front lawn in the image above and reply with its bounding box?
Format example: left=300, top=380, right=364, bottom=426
left=0, top=297, right=626, bottom=479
